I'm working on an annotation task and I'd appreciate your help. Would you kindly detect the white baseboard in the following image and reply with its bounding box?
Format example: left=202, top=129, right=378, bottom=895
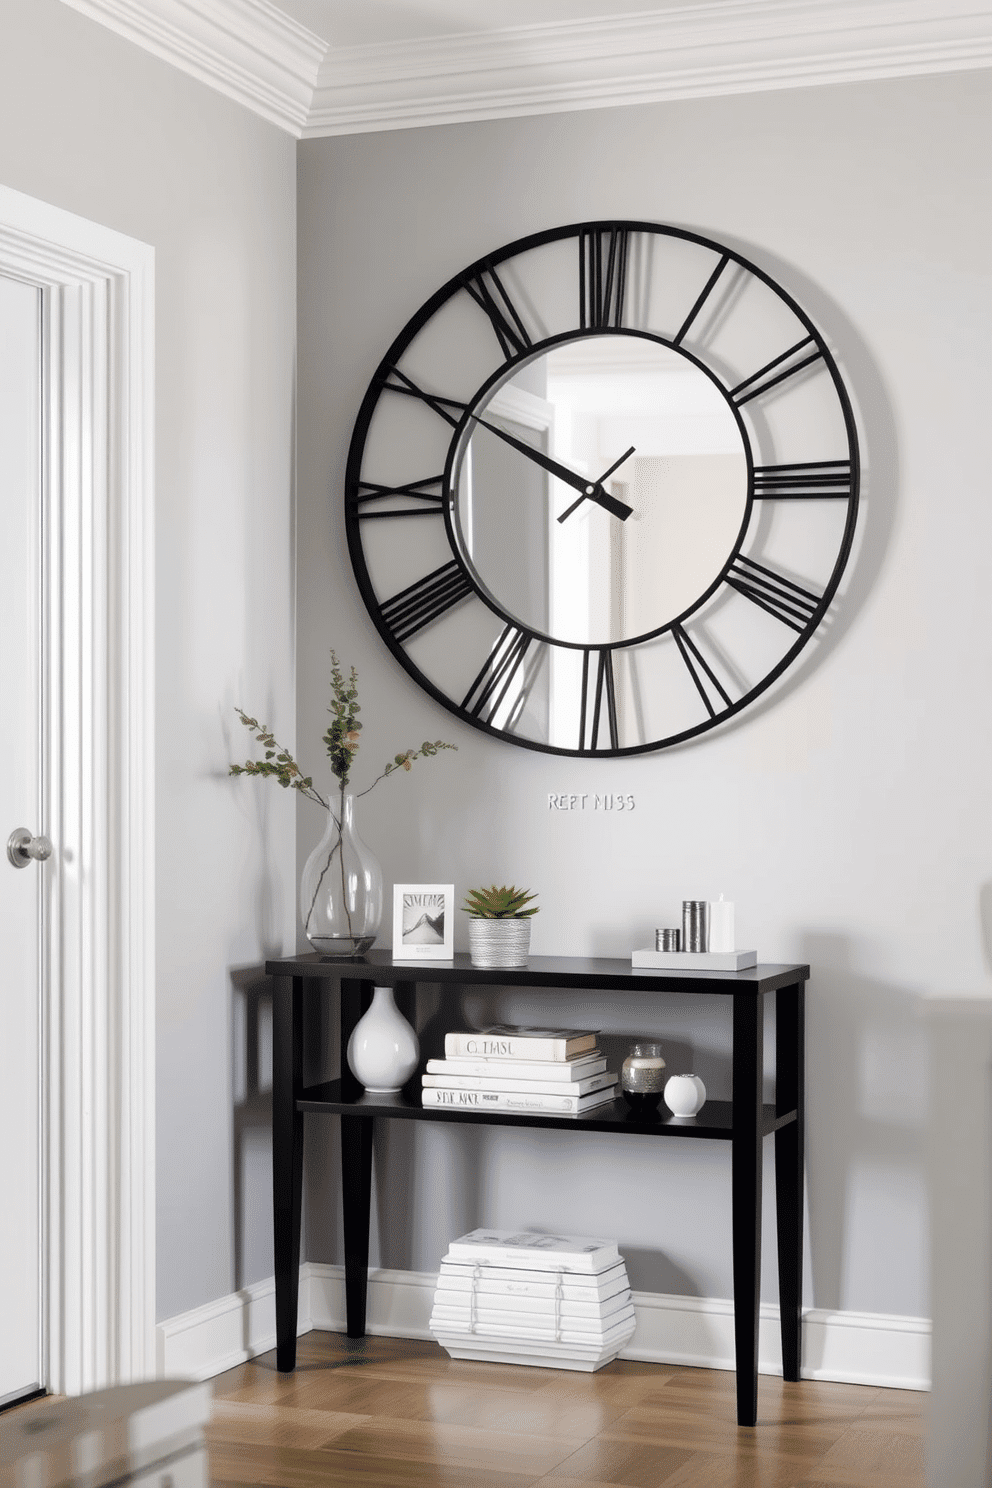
left=620, top=1289, right=931, bottom=1390
left=157, top=1264, right=930, bottom=1392
left=155, top=1275, right=293, bottom=1381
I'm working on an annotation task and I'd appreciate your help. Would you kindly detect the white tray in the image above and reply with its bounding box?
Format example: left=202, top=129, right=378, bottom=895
left=631, top=948, right=757, bottom=971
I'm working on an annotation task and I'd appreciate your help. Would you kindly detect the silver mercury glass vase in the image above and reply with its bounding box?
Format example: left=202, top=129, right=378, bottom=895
left=621, top=1041, right=667, bottom=1114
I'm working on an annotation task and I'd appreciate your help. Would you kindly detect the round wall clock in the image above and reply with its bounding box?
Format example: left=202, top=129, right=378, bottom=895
left=345, top=221, right=859, bottom=756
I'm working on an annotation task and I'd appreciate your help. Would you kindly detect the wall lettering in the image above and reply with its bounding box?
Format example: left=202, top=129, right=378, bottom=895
left=548, top=793, right=635, bottom=811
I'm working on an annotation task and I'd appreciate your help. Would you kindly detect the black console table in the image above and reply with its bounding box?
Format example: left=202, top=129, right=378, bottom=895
left=266, top=951, right=807, bottom=1428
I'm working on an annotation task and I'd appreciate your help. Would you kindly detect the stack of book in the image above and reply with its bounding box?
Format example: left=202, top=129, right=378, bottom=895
left=429, top=1228, right=636, bottom=1371
left=422, top=1025, right=617, bottom=1117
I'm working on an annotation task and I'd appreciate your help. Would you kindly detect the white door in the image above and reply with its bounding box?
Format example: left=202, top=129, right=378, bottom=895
left=0, top=272, right=44, bottom=1407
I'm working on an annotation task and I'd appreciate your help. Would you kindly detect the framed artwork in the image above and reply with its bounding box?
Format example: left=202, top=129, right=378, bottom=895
left=392, top=883, right=455, bottom=960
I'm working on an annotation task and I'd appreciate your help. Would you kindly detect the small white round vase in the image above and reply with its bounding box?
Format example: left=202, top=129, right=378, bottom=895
left=347, top=986, right=419, bottom=1092
left=664, top=1073, right=707, bottom=1117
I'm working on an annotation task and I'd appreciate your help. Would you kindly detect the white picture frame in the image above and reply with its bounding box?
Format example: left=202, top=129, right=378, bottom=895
left=392, top=883, right=455, bottom=960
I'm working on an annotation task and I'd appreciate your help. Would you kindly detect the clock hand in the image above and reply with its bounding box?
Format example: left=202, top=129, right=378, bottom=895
left=469, top=413, right=632, bottom=520
left=557, top=446, right=637, bottom=524
left=469, top=413, right=599, bottom=496
left=597, top=445, right=636, bottom=485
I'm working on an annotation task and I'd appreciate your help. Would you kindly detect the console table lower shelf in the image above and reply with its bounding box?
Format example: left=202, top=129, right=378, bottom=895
left=267, top=952, right=808, bottom=1429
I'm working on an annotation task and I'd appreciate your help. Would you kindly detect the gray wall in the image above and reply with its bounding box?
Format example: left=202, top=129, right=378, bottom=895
left=297, top=70, right=992, bottom=1319
left=2, top=0, right=989, bottom=1336
left=0, top=0, right=298, bottom=1320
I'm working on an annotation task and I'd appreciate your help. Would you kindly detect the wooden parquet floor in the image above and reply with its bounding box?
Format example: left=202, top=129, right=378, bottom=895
left=205, top=1331, right=926, bottom=1488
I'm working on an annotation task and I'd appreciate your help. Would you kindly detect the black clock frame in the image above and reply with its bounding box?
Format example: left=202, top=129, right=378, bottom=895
left=344, top=220, right=860, bottom=757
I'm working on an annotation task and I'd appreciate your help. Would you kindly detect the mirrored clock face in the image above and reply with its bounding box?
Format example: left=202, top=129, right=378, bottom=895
left=449, top=334, right=749, bottom=648
left=345, top=222, right=859, bottom=756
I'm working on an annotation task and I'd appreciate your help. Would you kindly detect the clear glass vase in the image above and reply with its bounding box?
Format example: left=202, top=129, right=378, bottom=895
left=301, top=793, right=383, bottom=956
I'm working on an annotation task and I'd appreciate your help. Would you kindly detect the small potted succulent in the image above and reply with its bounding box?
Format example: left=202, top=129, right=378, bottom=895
left=462, top=884, right=539, bottom=968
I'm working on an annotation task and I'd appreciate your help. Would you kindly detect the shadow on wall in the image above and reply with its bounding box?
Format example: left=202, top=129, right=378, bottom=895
left=798, top=931, right=926, bottom=1317
left=303, top=974, right=340, bottom=1269
left=925, top=993, right=992, bottom=1488
left=977, top=880, right=992, bottom=978
left=299, top=983, right=640, bottom=1274
left=221, top=697, right=292, bottom=964
left=617, top=1247, right=701, bottom=1298
left=230, top=965, right=274, bottom=1293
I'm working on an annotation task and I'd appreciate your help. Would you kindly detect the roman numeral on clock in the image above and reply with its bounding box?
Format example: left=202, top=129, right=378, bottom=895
left=462, top=625, right=534, bottom=724
left=730, top=336, right=823, bottom=406
left=726, top=555, right=821, bottom=633
left=579, top=648, right=619, bottom=751
left=352, top=474, right=446, bottom=519
left=380, top=560, right=474, bottom=643
left=753, top=460, right=853, bottom=500
left=381, top=366, right=469, bottom=428
left=671, top=624, right=732, bottom=719
left=580, top=228, right=630, bottom=330
left=463, top=264, right=533, bottom=360
left=673, top=253, right=731, bottom=346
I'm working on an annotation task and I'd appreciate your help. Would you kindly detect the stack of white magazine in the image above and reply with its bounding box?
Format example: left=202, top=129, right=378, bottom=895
left=429, top=1229, right=636, bottom=1372
left=422, top=1026, right=617, bottom=1117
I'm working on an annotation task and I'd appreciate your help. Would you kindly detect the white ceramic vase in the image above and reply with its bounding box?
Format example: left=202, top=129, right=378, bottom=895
left=347, top=986, right=419, bottom=1092
left=664, top=1073, right=707, bottom=1117
left=467, top=918, right=531, bottom=968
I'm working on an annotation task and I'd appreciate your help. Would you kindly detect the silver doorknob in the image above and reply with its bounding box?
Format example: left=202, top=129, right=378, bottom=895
left=7, top=828, right=53, bottom=869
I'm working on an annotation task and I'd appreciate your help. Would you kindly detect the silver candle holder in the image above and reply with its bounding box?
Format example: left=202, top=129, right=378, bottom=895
left=655, top=928, right=681, bottom=952
left=682, top=900, right=709, bottom=953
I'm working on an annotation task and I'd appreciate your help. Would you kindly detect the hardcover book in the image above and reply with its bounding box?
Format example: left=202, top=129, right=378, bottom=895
left=422, top=1069, right=616, bottom=1098
left=431, top=1288, right=632, bottom=1322
left=438, top=1259, right=629, bottom=1300
left=425, top=1053, right=606, bottom=1081
left=421, top=1085, right=616, bottom=1115
left=443, top=1229, right=620, bottom=1274
left=443, top=1026, right=598, bottom=1061
left=431, top=1231, right=634, bottom=1372
left=428, top=1330, right=634, bottom=1372
left=428, top=1308, right=635, bottom=1343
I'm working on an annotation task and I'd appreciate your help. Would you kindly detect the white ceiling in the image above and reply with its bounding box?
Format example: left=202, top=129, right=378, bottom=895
left=59, top=0, right=992, bottom=138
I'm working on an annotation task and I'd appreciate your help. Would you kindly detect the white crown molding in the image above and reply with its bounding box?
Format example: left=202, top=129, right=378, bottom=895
left=157, top=1262, right=931, bottom=1392
left=306, top=0, right=992, bottom=137
left=59, top=0, right=328, bottom=136
left=58, top=0, right=992, bottom=141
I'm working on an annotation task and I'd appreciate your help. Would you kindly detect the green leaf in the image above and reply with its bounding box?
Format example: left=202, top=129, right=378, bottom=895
left=461, top=884, right=539, bottom=918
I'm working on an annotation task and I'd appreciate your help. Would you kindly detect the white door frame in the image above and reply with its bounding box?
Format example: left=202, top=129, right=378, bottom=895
left=0, top=183, right=155, bottom=1394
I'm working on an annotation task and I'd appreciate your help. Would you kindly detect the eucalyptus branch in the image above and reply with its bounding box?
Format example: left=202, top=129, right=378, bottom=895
left=229, top=710, right=329, bottom=809
left=356, top=740, right=458, bottom=798
left=229, top=652, right=456, bottom=805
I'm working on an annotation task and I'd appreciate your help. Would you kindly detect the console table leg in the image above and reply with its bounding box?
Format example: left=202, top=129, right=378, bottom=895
left=732, top=991, right=763, bottom=1428
left=776, top=980, right=806, bottom=1382
left=273, top=976, right=304, bottom=1372
left=341, top=1115, right=373, bottom=1337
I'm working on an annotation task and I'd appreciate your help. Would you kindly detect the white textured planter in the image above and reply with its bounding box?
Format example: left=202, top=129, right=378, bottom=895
left=468, top=918, right=531, bottom=968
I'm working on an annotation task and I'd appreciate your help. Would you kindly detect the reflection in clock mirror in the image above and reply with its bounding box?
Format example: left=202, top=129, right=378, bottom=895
left=451, top=335, right=748, bottom=648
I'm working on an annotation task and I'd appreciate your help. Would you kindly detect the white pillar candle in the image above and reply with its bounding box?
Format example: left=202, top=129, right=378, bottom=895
left=708, top=896, right=735, bottom=952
